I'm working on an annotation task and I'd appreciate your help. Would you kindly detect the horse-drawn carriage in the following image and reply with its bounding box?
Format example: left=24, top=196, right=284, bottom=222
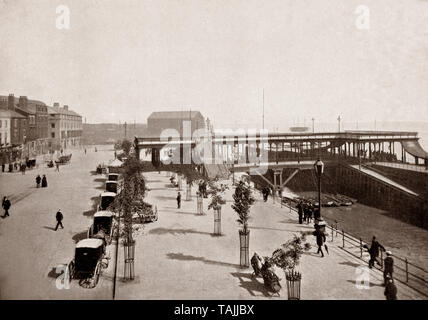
left=26, top=158, right=36, bottom=168
left=107, top=173, right=119, bottom=181
left=105, top=180, right=118, bottom=194
left=65, top=238, right=108, bottom=288
left=96, top=163, right=107, bottom=174
left=99, top=192, right=116, bottom=211
left=55, top=154, right=72, bottom=165
left=88, top=210, right=115, bottom=244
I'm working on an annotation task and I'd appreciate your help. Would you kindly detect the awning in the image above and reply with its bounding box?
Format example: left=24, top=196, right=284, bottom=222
left=401, top=141, right=428, bottom=159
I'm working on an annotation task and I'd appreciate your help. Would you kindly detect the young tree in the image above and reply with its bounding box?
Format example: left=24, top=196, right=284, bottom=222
left=271, top=233, right=311, bottom=272
left=232, top=179, right=255, bottom=267
left=232, top=180, right=255, bottom=234
left=207, top=179, right=228, bottom=211
left=121, top=139, right=132, bottom=156
left=207, top=179, right=228, bottom=235
left=110, top=154, right=146, bottom=242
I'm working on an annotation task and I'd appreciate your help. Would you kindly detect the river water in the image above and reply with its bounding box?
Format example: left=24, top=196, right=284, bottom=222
left=320, top=204, right=428, bottom=270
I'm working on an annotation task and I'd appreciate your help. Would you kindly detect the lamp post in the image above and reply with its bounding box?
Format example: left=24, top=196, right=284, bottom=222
left=314, top=158, right=324, bottom=222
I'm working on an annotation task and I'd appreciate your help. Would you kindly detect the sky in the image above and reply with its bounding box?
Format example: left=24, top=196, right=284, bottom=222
left=0, top=0, right=427, bottom=130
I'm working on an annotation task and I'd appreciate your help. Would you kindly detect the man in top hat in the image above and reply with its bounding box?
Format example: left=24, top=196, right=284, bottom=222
left=55, top=209, right=64, bottom=231
left=176, top=192, right=181, bottom=209
left=368, top=236, right=385, bottom=268
left=384, top=250, right=394, bottom=285
left=2, top=196, right=11, bottom=217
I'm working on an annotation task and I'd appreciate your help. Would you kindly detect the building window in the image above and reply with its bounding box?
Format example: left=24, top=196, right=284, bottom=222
left=51, top=123, right=55, bottom=128
left=51, top=132, right=55, bottom=138
left=14, top=119, right=18, bottom=127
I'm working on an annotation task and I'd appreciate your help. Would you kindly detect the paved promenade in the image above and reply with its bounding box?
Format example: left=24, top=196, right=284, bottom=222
left=0, top=146, right=116, bottom=299
left=116, top=171, right=425, bottom=300
left=0, top=147, right=425, bottom=299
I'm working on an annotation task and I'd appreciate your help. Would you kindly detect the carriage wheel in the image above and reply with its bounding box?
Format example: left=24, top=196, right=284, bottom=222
left=93, top=261, right=102, bottom=286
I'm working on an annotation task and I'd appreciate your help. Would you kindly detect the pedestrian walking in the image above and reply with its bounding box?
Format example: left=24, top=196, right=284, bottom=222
left=41, top=174, right=48, bottom=188
left=384, top=275, right=397, bottom=300
left=384, top=251, right=394, bottom=285
left=20, top=163, right=26, bottom=175
left=314, top=207, right=320, bottom=221
left=313, top=228, right=328, bottom=257
left=297, top=201, right=303, bottom=224
left=177, top=192, right=181, bottom=209
left=307, top=205, right=313, bottom=224
left=84, top=148, right=87, bottom=154
left=1, top=163, right=5, bottom=172
left=2, top=196, right=11, bottom=217
left=36, top=174, right=41, bottom=188
left=262, top=187, right=270, bottom=202
left=55, top=209, right=64, bottom=230
left=368, top=236, right=385, bottom=268
left=56, top=162, right=60, bottom=172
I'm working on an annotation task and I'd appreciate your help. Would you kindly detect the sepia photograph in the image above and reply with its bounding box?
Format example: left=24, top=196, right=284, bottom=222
left=0, top=0, right=427, bottom=306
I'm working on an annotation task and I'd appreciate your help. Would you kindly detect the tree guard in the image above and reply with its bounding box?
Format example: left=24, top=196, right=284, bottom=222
left=286, top=270, right=302, bottom=300
left=123, top=239, right=135, bottom=280
left=214, top=208, right=221, bottom=235
left=239, top=230, right=250, bottom=267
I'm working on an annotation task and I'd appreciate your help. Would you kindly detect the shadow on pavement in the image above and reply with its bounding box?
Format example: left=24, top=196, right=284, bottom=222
left=145, top=180, right=163, bottom=183
left=150, top=227, right=212, bottom=236
left=346, top=279, right=383, bottom=288
left=72, top=230, right=88, bottom=243
left=165, top=210, right=201, bottom=216
left=249, top=226, right=302, bottom=233
left=166, top=252, right=239, bottom=268
left=83, top=209, right=95, bottom=217
left=154, top=195, right=178, bottom=201
left=82, top=196, right=100, bottom=217
left=230, top=272, right=271, bottom=297
left=47, top=266, right=64, bottom=279
left=278, top=219, right=298, bottom=224
left=43, top=226, right=57, bottom=231
left=339, top=261, right=363, bottom=268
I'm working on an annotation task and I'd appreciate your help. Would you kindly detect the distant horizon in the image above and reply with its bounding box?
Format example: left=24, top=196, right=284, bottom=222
left=1, top=0, right=427, bottom=126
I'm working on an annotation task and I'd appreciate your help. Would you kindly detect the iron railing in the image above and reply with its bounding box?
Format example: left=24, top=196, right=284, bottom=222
left=277, top=197, right=428, bottom=297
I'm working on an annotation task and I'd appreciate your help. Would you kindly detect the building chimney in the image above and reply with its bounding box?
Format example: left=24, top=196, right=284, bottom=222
left=53, top=102, right=60, bottom=111
left=8, top=94, right=14, bottom=111
left=63, top=105, right=68, bottom=111
left=19, top=96, right=28, bottom=110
